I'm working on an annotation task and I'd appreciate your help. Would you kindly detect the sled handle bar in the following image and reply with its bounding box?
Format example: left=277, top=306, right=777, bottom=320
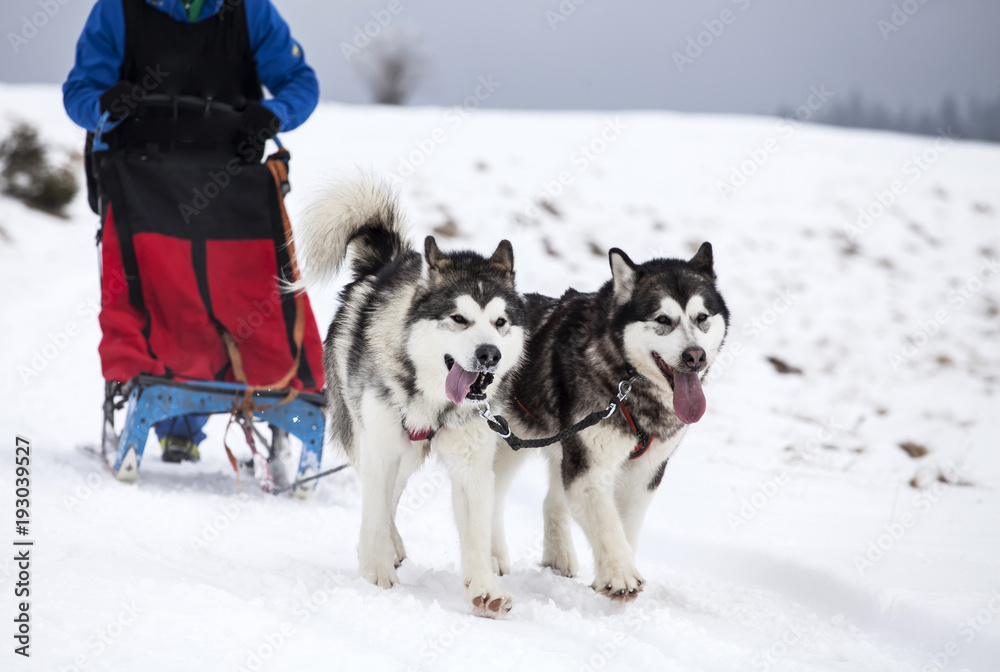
left=117, top=95, right=284, bottom=147
left=136, top=94, right=237, bottom=116
left=93, top=95, right=243, bottom=151
left=92, top=95, right=284, bottom=156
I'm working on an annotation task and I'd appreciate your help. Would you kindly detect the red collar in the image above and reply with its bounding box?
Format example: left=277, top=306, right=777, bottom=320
left=406, top=426, right=434, bottom=442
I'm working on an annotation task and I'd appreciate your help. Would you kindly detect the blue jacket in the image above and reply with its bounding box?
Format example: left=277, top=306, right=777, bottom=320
left=63, top=0, right=318, bottom=133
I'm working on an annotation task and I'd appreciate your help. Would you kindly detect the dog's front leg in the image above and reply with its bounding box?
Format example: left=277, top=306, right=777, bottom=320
left=356, top=393, right=409, bottom=588
left=388, top=442, right=428, bottom=567
left=563, top=431, right=644, bottom=602
left=617, top=453, right=674, bottom=553
left=491, top=438, right=530, bottom=576
left=436, top=424, right=514, bottom=618
left=541, top=444, right=579, bottom=577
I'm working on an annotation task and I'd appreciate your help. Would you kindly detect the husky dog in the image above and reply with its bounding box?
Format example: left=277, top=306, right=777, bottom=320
left=492, top=243, right=728, bottom=601
left=293, top=175, right=526, bottom=618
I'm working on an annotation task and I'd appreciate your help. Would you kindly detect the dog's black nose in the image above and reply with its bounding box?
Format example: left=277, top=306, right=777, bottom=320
left=476, top=345, right=501, bottom=369
left=683, top=346, right=706, bottom=371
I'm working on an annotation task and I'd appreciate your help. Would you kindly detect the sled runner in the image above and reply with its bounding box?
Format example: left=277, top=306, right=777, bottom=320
left=100, top=375, right=325, bottom=497
left=89, top=95, right=328, bottom=494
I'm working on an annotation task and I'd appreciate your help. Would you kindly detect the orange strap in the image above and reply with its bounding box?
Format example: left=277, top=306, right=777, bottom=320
left=221, top=151, right=305, bottom=395
left=514, top=396, right=539, bottom=424
left=217, top=151, right=306, bottom=443
left=620, top=402, right=654, bottom=460
left=211, top=152, right=307, bottom=489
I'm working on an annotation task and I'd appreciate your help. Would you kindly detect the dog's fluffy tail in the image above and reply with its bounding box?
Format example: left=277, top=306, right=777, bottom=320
left=291, top=173, right=411, bottom=288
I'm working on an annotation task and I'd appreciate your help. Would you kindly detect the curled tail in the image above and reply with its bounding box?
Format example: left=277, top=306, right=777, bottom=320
left=292, top=173, right=411, bottom=288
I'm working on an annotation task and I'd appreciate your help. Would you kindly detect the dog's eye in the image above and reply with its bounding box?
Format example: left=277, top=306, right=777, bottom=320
left=495, top=317, right=507, bottom=328
left=655, top=316, right=672, bottom=326
left=451, top=315, right=468, bottom=325
left=696, top=313, right=709, bottom=324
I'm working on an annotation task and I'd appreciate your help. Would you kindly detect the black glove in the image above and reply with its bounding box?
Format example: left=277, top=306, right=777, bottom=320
left=235, top=101, right=280, bottom=164
left=99, top=81, right=135, bottom=122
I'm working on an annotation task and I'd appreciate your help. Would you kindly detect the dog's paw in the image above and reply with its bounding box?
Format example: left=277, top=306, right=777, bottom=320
left=541, top=544, right=579, bottom=578
left=466, top=579, right=514, bottom=619
left=360, top=560, right=398, bottom=589
left=592, top=562, right=644, bottom=602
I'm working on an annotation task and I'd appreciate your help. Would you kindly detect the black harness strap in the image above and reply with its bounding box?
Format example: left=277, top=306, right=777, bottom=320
left=480, top=372, right=649, bottom=453
left=480, top=399, right=620, bottom=450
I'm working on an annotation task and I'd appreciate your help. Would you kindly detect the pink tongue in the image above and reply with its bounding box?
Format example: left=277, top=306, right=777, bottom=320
left=672, top=371, right=706, bottom=424
left=445, top=364, right=479, bottom=405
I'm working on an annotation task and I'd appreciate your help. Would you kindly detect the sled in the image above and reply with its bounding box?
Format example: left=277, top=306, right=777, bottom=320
left=101, top=375, right=326, bottom=497
left=88, top=95, right=330, bottom=496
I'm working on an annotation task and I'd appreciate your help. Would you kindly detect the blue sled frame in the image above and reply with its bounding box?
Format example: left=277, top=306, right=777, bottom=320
left=102, top=375, right=325, bottom=493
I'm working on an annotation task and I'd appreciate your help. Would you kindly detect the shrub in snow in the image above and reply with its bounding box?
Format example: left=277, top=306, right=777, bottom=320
left=351, top=25, right=425, bottom=105
left=0, top=123, right=78, bottom=216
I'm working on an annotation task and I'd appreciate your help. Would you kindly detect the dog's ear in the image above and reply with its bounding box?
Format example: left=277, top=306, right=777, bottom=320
left=609, top=248, right=636, bottom=303
left=424, top=235, right=447, bottom=273
left=689, top=242, right=715, bottom=278
left=489, top=240, right=514, bottom=276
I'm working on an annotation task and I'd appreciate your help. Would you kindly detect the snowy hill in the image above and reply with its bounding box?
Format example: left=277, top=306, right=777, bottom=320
left=1, top=83, right=998, bottom=671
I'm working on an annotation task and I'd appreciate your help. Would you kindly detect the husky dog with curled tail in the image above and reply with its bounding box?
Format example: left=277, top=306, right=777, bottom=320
left=294, top=174, right=527, bottom=618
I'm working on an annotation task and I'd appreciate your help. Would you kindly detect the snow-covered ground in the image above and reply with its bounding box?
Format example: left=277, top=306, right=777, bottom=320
left=1, top=83, right=998, bottom=671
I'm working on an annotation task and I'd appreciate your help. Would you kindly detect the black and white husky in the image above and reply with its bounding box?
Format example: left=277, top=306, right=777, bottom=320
left=492, top=244, right=728, bottom=601
left=293, top=175, right=526, bottom=618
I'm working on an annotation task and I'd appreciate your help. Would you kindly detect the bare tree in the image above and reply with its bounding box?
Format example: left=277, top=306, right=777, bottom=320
left=353, top=25, right=426, bottom=106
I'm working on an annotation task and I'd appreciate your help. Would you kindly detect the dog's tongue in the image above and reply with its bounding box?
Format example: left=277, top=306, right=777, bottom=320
left=672, top=371, right=706, bottom=424
left=445, top=364, right=479, bottom=405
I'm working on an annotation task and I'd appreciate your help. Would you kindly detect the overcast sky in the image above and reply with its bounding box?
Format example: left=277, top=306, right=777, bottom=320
left=3, top=0, right=999, bottom=115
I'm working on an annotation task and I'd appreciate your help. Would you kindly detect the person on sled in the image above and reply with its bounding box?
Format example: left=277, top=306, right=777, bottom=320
left=63, top=0, right=326, bottom=464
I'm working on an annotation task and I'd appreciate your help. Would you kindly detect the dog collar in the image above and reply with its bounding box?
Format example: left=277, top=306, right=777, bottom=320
left=406, top=426, right=435, bottom=442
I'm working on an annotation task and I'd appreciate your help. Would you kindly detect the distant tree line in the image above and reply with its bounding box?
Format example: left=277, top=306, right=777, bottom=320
left=779, top=90, right=1000, bottom=143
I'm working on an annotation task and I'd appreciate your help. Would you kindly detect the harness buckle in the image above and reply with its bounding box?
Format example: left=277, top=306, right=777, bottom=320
left=477, top=400, right=495, bottom=423
left=617, top=380, right=632, bottom=402
left=617, top=373, right=647, bottom=402
left=478, top=401, right=512, bottom=439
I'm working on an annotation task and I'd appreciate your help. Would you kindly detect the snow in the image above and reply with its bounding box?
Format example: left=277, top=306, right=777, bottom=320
left=1, top=83, right=998, bottom=671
